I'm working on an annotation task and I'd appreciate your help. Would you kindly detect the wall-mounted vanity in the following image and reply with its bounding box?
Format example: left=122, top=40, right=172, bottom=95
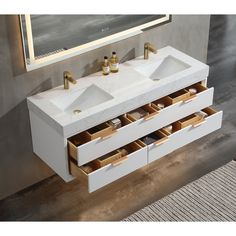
left=27, top=46, right=223, bottom=193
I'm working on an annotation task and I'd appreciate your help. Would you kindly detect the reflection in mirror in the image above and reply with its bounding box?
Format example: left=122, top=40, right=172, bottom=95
left=20, top=15, right=171, bottom=71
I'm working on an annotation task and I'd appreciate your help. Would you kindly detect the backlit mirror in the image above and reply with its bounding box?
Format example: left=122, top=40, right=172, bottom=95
left=20, top=15, right=171, bottom=71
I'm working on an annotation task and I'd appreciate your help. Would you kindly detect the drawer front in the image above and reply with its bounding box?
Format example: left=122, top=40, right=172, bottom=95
left=148, top=110, right=223, bottom=163
left=69, top=87, right=214, bottom=166
left=70, top=146, right=147, bottom=193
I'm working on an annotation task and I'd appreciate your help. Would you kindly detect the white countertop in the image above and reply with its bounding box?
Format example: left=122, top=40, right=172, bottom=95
left=27, top=46, right=209, bottom=138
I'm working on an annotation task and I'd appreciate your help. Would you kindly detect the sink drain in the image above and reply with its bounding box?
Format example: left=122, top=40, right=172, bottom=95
left=73, top=109, right=81, bottom=114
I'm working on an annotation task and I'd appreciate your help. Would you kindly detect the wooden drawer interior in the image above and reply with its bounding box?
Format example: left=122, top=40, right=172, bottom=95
left=140, top=130, right=169, bottom=146
left=166, top=89, right=190, bottom=104
left=76, top=140, right=146, bottom=175
left=68, top=115, right=133, bottom=147
left=93, top=150, right=122, bottom=168
left=85, top=122, right=113, bottom=140
left=161, top=107, right=218, bottom=135
left=176, top=113, right=201, bottom=129
left=127, top=104, right=159, bottom=121
left=151, top=96, right=172, bottom=110
left=185, top=82, right=207, bottom=94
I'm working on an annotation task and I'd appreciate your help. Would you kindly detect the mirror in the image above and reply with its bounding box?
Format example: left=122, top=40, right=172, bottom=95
left=20, top=15, right=171, bottom=71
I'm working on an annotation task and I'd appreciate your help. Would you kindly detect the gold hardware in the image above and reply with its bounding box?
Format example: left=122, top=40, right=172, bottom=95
left=63, top=71, right=77, bottom=89
left=144, top=42, right=157, bottom=60
left=154, top=136, right=169, bottom=146
left=192, top=119, right=206, bottom=128
left=112, top=155, right=128, bottom=166
left=182, top=94, right=197, bottom=103
left=73, top=109, right=81, bottom=114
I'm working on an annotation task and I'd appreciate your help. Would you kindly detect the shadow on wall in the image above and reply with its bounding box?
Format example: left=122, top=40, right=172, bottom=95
left=120, top=48, right=136, bottom=63
left=0, top=79, right=55, bottom=200
left=6, top=15, right=26, bottom=76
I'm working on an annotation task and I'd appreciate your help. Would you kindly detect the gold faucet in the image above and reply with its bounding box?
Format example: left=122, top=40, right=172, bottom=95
left=144, top=42, right=157, bottom=60
left=63, top=71, right=77, bottom=89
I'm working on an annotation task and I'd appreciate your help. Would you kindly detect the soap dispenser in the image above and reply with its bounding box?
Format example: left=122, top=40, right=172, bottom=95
left=109, top=51, right=119, bottom=73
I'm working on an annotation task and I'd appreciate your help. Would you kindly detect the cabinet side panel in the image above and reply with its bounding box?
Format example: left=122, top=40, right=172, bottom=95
left=29, top=111, right=73, bottom=182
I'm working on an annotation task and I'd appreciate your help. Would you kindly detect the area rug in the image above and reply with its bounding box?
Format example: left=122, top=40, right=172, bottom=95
left=124, top=161, right=236, bottom=221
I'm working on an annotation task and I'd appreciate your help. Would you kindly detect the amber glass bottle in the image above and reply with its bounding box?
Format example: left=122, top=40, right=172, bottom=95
left=102, top=56, right=110, bottom=75
left=109, top=51, right=119, bottom=73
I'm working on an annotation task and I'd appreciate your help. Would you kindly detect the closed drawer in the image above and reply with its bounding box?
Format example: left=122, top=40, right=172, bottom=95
left=147, top=107, right=223, bottom=163
left=69, top=140, right=147, bottom=193
left=68, top=83, right=214, bottom=166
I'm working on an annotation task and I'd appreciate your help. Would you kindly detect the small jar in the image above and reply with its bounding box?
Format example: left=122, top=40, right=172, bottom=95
left=157, top=103, right=165, bottom=109
left=188, top=88, right=197, bottom=95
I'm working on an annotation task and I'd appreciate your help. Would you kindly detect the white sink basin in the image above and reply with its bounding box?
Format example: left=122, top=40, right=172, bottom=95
left=50, top=84, right=113, bottom=114
left=134, top=55, right=191, bottom=81
left=27, top=46, right=209, bottom=137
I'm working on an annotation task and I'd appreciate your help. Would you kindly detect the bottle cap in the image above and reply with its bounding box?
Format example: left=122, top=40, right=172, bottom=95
left=104, top=56, right=108, bottom=59
left=112, top=51, right=116, bottom=55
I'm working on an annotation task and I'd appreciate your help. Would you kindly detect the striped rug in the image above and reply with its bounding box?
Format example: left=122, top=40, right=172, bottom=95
left=124, top=161, right=236, bottom=221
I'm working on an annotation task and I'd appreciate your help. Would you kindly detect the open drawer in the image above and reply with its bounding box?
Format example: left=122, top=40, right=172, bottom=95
left=68, top=82, right=214, bottom=166
left=69, top=140, right=147, bottom=193
left=147, top=107, right=223, bottom=164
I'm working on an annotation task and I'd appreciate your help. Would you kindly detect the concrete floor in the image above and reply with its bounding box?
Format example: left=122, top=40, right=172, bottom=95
left=0, top=15, right=236, bottom=221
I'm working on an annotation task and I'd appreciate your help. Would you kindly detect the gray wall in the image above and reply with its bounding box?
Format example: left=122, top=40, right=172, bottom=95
left=0, top=15, right=210, bottom=200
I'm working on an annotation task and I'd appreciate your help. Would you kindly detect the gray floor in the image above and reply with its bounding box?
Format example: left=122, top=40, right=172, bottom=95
left=124, top=161, right=236, bottom=221
left=0, top=15, right=235, bottom=221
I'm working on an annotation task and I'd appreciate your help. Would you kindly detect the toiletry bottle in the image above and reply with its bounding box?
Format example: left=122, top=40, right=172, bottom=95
left=109, top=51, right=119, bottom=73
left=102, top=56, right=110, bottom=75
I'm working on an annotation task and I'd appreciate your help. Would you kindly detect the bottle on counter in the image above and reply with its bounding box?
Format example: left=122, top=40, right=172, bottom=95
left=109, top=51, right=119, bottom=73
left=102, top=56, right=110, bottom=75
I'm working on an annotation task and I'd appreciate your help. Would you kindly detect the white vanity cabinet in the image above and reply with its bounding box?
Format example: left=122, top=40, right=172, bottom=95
left=68, top=83, right=214, bottom=166
left=27, top=46, right=223, bottom=193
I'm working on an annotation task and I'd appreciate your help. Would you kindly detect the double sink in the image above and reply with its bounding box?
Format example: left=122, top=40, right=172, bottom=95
left=27, top=46, right=208, bottom=138
left=50, top=54, right=190, bottom=114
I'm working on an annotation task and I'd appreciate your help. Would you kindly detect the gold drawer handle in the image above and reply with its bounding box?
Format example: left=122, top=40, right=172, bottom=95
left=100, top=129, right=118, bottom=140
left=143, top=111, right=159, bottom=121
left=192, top=119, right=206, bottom=128
left=154, top=136, right=169, bottom=146
left=112, top=155, right=128, bottom=166
left=182, top=94, right=197, bottom=103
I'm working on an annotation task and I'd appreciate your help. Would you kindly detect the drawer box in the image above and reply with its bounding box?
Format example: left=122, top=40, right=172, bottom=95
left=85, top=122, right=113, bottom=140
left=127, top=104, right=159, bottom=121
left=174, top=113, right=201, bottom=130
left=93, top=150, right=123, bottom=168
left=69, top=141, right=147, bottom=193
left=166, top=89, right=190, bottom=104
left=68, top=84, right=214, bottom=166
left=148, top=107, right=223, bottom=164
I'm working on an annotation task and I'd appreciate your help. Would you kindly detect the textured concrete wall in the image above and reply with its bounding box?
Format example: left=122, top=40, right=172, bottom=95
left=0, top=15, right=210, bottom=200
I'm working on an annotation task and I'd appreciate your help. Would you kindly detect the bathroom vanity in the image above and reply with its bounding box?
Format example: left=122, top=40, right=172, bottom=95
left=27, top=46, right=222, bottom=193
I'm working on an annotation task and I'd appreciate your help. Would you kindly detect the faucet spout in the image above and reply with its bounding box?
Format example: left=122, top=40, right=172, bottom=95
left=144, top=42, right=157, bottom=60
left=63, top=71, right=77, bottom=89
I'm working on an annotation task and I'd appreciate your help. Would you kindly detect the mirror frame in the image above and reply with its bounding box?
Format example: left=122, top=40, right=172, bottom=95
left=19, top=15, right=171, bottom=71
